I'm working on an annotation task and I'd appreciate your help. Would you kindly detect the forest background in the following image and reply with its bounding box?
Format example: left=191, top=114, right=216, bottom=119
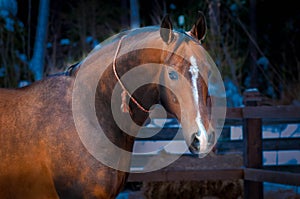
left=0, top=0, right=299, bottom=107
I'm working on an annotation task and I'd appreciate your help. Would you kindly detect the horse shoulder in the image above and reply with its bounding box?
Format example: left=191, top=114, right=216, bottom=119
left=0, top=76, right=74, bottom=199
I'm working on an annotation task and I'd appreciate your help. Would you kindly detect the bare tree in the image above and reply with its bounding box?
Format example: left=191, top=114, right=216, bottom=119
left=130, top=0, right=140, bottom=29
left=29, top=0, right=50, bottom=81
left=249, top=0, right=258, bottom=88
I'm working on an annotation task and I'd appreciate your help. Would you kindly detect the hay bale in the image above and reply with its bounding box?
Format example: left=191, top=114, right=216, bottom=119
left=142, top=180, right=243, bottom=199
left=141, top=153, right=243, bottom=199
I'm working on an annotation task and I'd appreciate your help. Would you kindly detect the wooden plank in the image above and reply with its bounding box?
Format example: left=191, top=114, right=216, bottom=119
left=217, top=138, right=300, bottom=152
left=263, top=138, right=300, bottom=150
left=262, top=118, right=300, bottom=125
left=243, top=106, right=300, bottom=119
left=136, top=127, right=182, bottom=140
left=226, top=108, right=243, bottom=119
left=243, top=118, right=263, bottom=199
left=243, top=118, right=263, bottom=168
left=136, top=126, right=231, bottom=141
left=242, top=90, right=265, bottom=199
left=131, top=154, right=243, bottom=172
left=128, top=169, right=244, bottom=182
left=263, top=165, right=300, bottom=173
left=216, top=140, right=243, bottom=152
left=244, top=168, right=300, bottom=186
left=136, top=107, right=300, bottom=141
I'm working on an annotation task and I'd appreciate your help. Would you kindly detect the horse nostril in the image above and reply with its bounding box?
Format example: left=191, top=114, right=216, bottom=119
left=207, top=131, right=215, bottom=144
left=190, top=133, right=201, bottom=150
left=190, top=131, right=215, bottom=151
left=189, top=131, right=216, bottom=156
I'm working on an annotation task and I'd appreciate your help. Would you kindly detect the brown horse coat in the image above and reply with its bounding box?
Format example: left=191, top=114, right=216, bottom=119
left=0, top=77, right=127, bottom=198
left=0, top=13, right=220, bottom=199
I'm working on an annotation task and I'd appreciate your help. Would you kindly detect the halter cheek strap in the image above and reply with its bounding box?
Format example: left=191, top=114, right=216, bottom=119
left=112, top=35, right=150, bottom=114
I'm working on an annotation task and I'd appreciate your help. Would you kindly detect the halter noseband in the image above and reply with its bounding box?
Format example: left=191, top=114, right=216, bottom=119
left=112, top=35, right=150, bottom=114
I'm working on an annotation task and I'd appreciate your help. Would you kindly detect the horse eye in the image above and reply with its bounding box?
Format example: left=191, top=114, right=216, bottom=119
left=168, top=71, right=178, bottom=80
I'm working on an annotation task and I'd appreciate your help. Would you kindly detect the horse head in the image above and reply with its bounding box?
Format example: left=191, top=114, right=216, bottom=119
left=73, top=12, right=226, bottom=171
left=157, top=13, right=221, bottom=157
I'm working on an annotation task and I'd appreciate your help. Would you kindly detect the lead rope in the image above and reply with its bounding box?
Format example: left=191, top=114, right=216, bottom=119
left=112, top=35, right=150, bottom=114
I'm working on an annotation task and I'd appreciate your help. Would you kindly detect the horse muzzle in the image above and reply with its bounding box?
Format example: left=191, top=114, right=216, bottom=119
left=188, top=130, right=215, bottom=158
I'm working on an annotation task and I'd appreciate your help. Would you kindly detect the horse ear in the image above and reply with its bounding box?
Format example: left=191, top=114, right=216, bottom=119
left=160, top=15, right=174, bottom=44
left=189, top=11, right=207, bottom=42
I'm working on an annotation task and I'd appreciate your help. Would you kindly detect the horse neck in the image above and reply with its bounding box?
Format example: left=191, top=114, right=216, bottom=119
left=92, top=45, right=164, bottom=151
left=113, top=48, right=165, bottom=123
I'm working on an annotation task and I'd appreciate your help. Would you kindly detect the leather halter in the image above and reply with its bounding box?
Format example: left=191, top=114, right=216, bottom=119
left=112, top=36, right=150, bottom=113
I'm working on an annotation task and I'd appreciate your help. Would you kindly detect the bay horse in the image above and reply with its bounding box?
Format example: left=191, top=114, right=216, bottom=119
left=0, top=13, right=225, bottom=198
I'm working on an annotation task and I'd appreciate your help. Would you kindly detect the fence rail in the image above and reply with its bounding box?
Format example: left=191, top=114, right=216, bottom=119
left=128, top=90, right=300, bottom=199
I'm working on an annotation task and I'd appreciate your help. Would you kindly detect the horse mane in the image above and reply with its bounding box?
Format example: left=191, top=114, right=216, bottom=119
left=90, top=26, right=162, bottom=53
left=58, top=26, right=200, bottom=78
left=59, top=27, right=159, bottom=77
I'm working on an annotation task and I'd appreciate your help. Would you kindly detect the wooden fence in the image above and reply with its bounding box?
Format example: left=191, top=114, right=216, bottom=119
left=128, top=90, right=300, bottom=199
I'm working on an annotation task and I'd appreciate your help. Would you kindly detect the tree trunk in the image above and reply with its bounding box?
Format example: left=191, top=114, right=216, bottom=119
left=130, top=0, right=140, bottom=29
left=208, top=0, right=221, bottom=69
left=29, top=0, right=50, bottom=81
left=249, top=0, right=258, bottom=88
left=208, top=0, right=220, bottom=38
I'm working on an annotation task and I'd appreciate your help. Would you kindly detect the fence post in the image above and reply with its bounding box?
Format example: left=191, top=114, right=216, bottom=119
left=243, top=89, right=263, bottom=199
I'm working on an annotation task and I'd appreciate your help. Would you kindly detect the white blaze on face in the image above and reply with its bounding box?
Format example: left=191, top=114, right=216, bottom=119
left=189, top=56, right=208, bottom=151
